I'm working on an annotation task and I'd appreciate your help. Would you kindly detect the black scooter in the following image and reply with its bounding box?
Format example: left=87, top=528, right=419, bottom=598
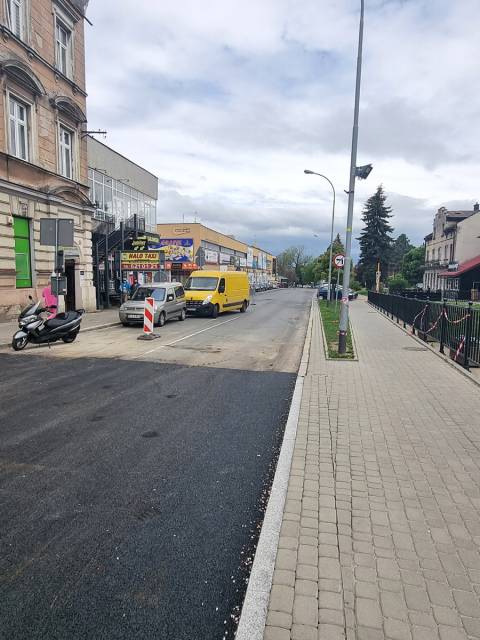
left=12, top=296, right=84, bottom=351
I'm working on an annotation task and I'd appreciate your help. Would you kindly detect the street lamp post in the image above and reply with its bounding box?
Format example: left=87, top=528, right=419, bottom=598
left=338, top=0, right=365, bottom=354
left=304, top=170, right=336, bottom=303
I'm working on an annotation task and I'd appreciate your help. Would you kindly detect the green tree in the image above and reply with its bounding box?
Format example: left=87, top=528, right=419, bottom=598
left=277, top=246, right=310, bottom=284
left=401, top=245, right=425, bottom=285
left=389, top=234, right=413, bottom=276
left=313, top=233, right=345, bottom=283
left=356, top=185, right=394, bottom=288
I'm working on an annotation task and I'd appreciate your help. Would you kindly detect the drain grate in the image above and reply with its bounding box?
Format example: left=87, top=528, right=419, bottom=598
left=403, top=346, right=427, bottom=352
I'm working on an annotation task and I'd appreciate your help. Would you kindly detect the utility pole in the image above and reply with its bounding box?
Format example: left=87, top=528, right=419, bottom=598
left=338, top=0, right=364, bottom=354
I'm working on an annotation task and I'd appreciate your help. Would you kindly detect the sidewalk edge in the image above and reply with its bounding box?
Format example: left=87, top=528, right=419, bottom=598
left=235, top=299, right=314, bottom=640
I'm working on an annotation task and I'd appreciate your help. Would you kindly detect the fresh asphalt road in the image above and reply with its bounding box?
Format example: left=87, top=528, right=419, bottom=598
left=0, top=288, right=312, bottom=640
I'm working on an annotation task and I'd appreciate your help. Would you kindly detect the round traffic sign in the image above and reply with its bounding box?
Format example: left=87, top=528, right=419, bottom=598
left=334, top=254, right=345, bottom=269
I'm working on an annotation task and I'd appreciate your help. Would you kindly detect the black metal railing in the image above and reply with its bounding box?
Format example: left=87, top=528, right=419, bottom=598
left=368, top=291, right=479, bottom=369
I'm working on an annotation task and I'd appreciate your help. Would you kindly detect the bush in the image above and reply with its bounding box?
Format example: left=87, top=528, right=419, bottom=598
left=350, top=279, right=362, bottom=291
left=388, top=275, right=408, bottom=293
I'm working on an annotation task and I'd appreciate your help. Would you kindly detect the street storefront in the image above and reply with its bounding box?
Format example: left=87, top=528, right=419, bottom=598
left=156, top=223, right=276, bottom=286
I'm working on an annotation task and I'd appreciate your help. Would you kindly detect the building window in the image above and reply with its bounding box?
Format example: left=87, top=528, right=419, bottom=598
left=6, top=0, right=26, bottom=39
left=13, top=215, right=32, bottom=288
left=8, top=95, right=29, bottom=160
left=55, top=17, right=72, bottom=77
left=59, top=125, right=74, bottom=179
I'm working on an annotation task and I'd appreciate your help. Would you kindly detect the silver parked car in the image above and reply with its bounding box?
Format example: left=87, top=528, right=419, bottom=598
left=119, top=282, right=187, bottom=327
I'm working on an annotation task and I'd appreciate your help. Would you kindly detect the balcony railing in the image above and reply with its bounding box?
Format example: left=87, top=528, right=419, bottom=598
left=424, top=259, right=449, bottom=269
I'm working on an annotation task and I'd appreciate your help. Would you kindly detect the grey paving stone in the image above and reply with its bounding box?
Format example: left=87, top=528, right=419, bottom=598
left=266, top=610, right=292, bottom=629
left=355, top=597, right=382, bottom=629
left=264, top=625, right=290, bottom=640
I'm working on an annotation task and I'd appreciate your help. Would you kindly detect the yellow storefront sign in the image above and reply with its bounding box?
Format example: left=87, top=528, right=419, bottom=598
left=120, top=251, right=162, bottom=271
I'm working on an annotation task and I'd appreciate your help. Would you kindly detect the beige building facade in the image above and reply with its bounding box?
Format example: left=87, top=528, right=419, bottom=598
left=156, top=222, right=276, bottom=285
left=0, top=0, right=95, bottom=319
left=423, top=205, right=478, bottom=291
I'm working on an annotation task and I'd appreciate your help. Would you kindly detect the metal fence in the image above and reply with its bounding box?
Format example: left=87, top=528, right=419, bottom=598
left=368, top=291, right=479, bottom=369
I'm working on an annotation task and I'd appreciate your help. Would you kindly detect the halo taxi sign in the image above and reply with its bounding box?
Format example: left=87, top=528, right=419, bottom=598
left=334, top=254, right=345, bottom=269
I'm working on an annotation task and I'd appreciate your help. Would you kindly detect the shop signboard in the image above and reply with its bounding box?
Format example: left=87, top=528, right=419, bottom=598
left=247, top=247, right=254, bottom=268
left=204, top=249, right=219, bottom=264
left=156, top=238, right=194, bottom=262
left=239, top=257, right=247, bottom=267
left=120, top=251, right=162, bottom=271
left=124, top=234, right=161, bottom=251
left=219, top=252, right=231, bottom=265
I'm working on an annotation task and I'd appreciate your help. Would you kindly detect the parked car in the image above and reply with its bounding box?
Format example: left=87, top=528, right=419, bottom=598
left=317, top=285, right=357, bottom=300
left=119, top=282, right=186, bottom=326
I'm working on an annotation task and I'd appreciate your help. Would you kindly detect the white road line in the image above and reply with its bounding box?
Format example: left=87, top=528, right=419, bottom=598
left=134, top=316, right=241, bottom=358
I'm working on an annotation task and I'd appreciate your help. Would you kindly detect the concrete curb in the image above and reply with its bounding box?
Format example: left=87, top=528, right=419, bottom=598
left=0, top=321, right=121, bottom=349
left=235, top=299, right=314, bottom=640
left=369, top=302, right=480, bottom=389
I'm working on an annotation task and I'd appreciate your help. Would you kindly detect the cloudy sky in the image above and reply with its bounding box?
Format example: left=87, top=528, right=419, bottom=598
left=85, top=0, right=480, bottom=258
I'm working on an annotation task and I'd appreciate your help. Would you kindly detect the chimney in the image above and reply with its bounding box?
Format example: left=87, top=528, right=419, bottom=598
left=474, top=203, right=479, bottom=212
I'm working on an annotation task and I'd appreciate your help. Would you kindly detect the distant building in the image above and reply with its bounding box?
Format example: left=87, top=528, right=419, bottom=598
left=156, top=222, right=276, bottom=286
left=423, top=204, right=479, bottom=292
left=437, top=208, right=480, bottom=300
left=0, top=0, right=95, bottom=318
left=87, top=136, right=157, bottom=232
left=87, top=136, right=159, bottom=307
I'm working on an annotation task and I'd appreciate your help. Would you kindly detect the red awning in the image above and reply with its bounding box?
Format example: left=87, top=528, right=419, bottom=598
left=439, top=255, right=480, bottom=278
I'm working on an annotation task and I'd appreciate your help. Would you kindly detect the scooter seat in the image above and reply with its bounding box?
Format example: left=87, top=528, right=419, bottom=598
left=44, top=311, right=80, bottom=329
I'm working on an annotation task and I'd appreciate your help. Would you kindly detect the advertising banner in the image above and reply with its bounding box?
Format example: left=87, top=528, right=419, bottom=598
left=204, top=249, right=219, bottom=264
left=219, top=252, right=231, bottom=265
left=156, top=238, right=194, bottom=262
left=120, top=251, right=162, bottom=271
left=247, top=247, right=254, bottom=268
left=239, top=257, right=247, bottom=267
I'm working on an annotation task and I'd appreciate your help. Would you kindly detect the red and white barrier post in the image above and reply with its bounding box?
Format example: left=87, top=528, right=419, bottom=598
left=143, top=296, right=154, bottom=334
left=137, top=296, right=160, bottom=341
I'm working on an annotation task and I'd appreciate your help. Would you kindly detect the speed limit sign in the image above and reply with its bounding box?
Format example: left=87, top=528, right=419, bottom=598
left=334, top=254, right=345, bottom=269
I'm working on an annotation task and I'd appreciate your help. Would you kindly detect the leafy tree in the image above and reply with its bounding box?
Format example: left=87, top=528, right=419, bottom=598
left=313, top=233, right=345, bottom=283
left=389, top=234, right=413, bottom=275
left=401, top=245, right=425, bottom=285
left=277, top=246, right=310, bottom=284
left=356, top=185, right=394, bottom=288
left=388, top=275, right=408, bottom=293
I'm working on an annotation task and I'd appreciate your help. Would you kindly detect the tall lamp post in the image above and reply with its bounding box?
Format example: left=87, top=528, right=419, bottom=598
left=338, top=0, right=367, bottom=354
left=304, top=170, right=336, bottom=302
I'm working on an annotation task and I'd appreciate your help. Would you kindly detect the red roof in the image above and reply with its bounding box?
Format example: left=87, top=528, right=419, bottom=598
left=439, top=255, right=480, bottom=278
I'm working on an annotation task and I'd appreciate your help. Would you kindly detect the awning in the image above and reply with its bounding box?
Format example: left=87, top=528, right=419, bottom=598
left=439, top=255, right=480, bottom=278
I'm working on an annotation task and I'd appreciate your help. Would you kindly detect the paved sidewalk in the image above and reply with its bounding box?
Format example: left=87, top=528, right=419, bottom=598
left=0, top=307, right=120, bottom=346
left=264, top=298, right=480, bottom=640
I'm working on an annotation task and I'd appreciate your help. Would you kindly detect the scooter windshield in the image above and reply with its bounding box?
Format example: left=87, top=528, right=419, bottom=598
left=19, top=301, right=39, bottom=318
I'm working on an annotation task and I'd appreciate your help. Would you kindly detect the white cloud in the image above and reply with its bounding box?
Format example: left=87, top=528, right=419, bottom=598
left=85, top=0, right=480, bottom=257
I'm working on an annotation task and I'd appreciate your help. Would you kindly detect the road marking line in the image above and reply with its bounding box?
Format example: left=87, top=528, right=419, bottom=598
left=134, top=316, right=241, bottom=357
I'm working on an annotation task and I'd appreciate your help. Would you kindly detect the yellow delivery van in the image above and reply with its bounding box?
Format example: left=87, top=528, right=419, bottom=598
left=184, top=270, right=250, bottom=317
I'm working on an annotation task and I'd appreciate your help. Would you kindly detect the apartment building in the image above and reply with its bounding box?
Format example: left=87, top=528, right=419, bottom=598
left=423, top=204, right=478, bottom=291
left=0, top=0, right=95, bottom=319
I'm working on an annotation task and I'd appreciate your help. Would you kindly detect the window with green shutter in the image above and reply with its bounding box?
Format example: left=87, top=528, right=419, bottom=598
left=13, top=216, right=32, bottom=288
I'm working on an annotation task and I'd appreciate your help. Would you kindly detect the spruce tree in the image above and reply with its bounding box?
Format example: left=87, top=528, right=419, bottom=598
left=356, top=185, right=394, bottom=288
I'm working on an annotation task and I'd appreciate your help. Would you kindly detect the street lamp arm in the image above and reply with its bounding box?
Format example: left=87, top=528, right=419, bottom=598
left=304, top=169, right=336, bottom=303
